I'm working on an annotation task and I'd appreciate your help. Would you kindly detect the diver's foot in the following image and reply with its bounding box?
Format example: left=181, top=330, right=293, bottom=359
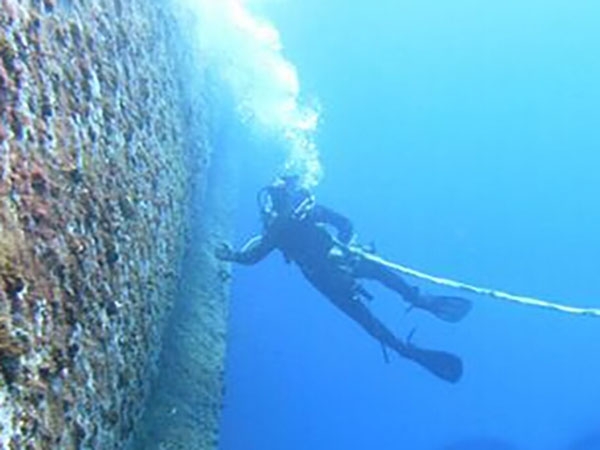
left=394, top=337, right=463, bottom=383
left=414, top=295, right=473, bottom=323
left=405, top=343, right=463, bottom=383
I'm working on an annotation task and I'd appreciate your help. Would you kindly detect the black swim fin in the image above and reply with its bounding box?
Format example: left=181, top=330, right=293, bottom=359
left=406, top=345, right=463, bottom=383
left=418, top=295, right=473, bottom=323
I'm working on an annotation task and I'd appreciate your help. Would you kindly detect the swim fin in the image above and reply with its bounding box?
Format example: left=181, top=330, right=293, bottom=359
left=405, top=344, right=463, bottom=383
left=417, top=295, right=473, bottom=323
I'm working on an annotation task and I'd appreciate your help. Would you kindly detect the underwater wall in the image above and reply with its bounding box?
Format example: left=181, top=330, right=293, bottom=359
left=132, top=126, right=234, bottom=450
left=0, top=0, right=228, bottom=449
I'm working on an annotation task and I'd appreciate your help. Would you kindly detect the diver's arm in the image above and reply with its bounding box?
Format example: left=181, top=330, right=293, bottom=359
left=216, top=235, right=276, bottom=265
left=311, top=205, right=355, bottom=245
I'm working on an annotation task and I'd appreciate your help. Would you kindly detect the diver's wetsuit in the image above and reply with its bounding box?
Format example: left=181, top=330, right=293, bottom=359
left=227, top=203, right=419, bottom=360
left=220, top=187, right=469, bottom=383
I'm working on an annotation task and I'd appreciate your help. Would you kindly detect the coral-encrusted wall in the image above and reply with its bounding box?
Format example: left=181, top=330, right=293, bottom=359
left=0, top=0, right=221, bottom=448
left=133, top=132, right=234, bottom=450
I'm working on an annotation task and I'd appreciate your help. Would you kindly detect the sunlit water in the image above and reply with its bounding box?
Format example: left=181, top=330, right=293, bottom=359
left=189, top=1, right=600, bottom=449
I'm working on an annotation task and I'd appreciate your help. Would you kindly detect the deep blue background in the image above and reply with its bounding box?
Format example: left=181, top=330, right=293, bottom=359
left=218, top=1, right=600, bottom=449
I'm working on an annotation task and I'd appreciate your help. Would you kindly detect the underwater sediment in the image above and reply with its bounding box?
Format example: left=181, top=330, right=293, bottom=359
left=0, top=0, right=229, bottom=449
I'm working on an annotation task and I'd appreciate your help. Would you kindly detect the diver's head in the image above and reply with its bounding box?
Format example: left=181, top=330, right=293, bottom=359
left=257, top=175, right=313, bottom=225
left=270, top=174, right=302, bottom=209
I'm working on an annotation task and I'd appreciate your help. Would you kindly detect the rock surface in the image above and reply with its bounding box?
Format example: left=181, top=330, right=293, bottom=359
left=0, top=1, right=228, bottom=449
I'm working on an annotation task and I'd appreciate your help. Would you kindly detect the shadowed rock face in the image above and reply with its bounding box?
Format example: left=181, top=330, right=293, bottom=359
left=441, top=437, right=519, bottom=450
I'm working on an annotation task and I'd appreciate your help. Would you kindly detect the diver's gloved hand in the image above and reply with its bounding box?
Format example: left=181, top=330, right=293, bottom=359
left=215, top=242, right=235, bottom=261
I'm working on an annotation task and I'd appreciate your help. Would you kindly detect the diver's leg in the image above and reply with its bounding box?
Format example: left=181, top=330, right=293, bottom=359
left=327, top=294, right=462, bottom=383
left=329, top=293, right=405, bottom=353
left=353, top=251, right=472, bottom=323
left=353, top=251, right=420, bottom=301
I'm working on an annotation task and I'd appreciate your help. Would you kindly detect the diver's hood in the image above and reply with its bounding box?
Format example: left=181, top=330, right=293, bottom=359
left=257, top=180, right=315, bottom=222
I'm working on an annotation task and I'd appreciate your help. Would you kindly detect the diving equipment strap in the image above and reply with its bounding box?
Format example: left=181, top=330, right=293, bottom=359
left=291, top=194, right=316, bottom=220
left=369, top=255, right=600, bottom=318
left=380, top=342, right=391, bottom=364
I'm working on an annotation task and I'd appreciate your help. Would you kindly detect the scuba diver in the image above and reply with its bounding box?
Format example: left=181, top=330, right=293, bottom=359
left=215, top=175, right=472, bottom=383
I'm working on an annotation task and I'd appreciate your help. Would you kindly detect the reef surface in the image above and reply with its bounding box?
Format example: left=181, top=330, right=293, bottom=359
left=0, top=1, right=228, bottom=449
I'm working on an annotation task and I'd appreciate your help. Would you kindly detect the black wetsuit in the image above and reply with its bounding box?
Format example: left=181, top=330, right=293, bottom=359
left=223, top=193, right=468, bottom=383
left=229, top=203, right=418, bottom=359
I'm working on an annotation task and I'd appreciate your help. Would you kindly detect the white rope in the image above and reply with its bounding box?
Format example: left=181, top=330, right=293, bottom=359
left=370, top=254, right=600, bottom=318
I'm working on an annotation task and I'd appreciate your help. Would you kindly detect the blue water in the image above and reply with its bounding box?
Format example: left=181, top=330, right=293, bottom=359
left=217, top=1, right=600, bottom=449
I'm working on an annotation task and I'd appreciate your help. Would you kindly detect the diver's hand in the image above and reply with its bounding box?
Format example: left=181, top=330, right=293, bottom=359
left=215, top=242, right=236, bottom=261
